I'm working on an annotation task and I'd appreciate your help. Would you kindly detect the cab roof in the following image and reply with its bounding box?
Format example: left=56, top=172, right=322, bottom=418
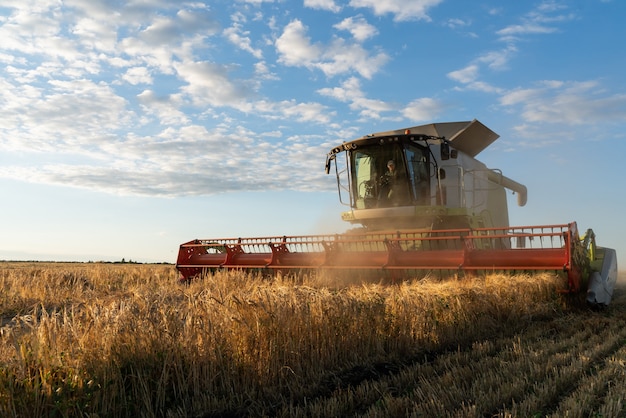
left=350, top=119, right=499, bottom=158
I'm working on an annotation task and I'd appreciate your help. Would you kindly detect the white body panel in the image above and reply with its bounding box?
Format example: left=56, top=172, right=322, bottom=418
left=432, top=146, right=511, bottom=228
left=586, top=247, right=618, bottom=306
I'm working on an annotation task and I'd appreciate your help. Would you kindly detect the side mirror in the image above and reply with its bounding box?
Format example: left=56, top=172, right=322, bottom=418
left=441, top=142, right=450, bottom=160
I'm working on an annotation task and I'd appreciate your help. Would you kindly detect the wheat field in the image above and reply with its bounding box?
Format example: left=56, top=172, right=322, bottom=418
left=0, top=262, right=624, bottom=417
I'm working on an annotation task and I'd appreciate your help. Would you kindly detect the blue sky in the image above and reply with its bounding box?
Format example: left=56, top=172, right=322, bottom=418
left=1, top=0, right=625, bottom=263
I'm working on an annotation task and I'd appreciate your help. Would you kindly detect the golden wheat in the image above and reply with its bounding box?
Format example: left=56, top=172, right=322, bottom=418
left=0, top=262, right=622, bottom=417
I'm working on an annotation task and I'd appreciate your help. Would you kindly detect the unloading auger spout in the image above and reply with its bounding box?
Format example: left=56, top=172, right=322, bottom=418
left=176, top=119, right=617, bottom=306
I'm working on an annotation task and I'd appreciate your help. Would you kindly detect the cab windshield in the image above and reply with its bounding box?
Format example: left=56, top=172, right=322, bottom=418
left=350, top=142, right=430, bottom=209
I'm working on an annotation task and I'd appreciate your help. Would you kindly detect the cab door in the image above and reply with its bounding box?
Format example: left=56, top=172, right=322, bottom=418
left=405, top=144, right=430, bottom=205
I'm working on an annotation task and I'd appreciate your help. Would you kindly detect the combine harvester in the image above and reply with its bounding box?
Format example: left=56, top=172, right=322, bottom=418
left=177, top=120, right=617, bottom=305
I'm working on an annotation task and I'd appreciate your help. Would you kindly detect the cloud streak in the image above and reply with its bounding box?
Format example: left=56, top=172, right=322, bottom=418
left=500, top=80, right=626, bottom=126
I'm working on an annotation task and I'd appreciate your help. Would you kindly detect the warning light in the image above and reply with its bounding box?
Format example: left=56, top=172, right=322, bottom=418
left=405, top=129, right=411, bottom=135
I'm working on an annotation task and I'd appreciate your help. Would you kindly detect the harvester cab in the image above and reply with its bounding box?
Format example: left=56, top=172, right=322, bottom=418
left=325, top=119, right=527, bottom=232
left=177, top=120, right=617, bottom=306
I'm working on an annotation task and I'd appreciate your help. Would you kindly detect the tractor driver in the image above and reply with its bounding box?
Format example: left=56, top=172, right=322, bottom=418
left=379, top=160, right=408, bottom=206
left=385, top=160, right=397, bottom=181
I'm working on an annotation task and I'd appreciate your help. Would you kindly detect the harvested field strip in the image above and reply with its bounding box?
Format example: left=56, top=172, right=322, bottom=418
left=281, top=301, right=626, bottom=417
left=501, top=321, right=626, bottom=417
left=548, top=341, right=626, bottom=417
left=596, top=345, right=626, bottom=417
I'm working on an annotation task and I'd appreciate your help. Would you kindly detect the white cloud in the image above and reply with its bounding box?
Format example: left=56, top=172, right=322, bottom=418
left=353, top=98, right=396, bottom=120
left=349, top=0, right=444, bottom=22
left=251, top=99, right=334, bottom=124
left=174, top=60, right=253, bottom=108
left=334, top=16, right=378, bottom=42
left=275, top=20, right=322, bottom=67
left=496, top=0, right=575, bottom=41
left=280, top=101, right=334, bottom=123
left=445, top=18, right=470, bottom=29
left=106, top=6, right=219, bottom=76
left=140, top=16, right=183, bottom=45
left=137, top=8, right=219, bottom=46
left=401, top=97, right=445, bottom=122
left=137, top=89, right=188, bottom=126
left=0, top=120, right=336, bottom=197
left=0, top=76, right=134, bottom=157
left=318, top=77, right=394, bottom=119
left=476, top=46, right=517, bottom=70
left=34, top=78, right=131, bottom=132
left=318, top=77, right=363, bottom=102
left=275, top=19, right=388, bottom=79
left=1, top=1, right=60, bottom=39
left=0, top=1, right=397, bottom=198
left=64, top=0, right=121, bottom=22
left=224, top=23, right=264, bottom=59
left=71, top=17, right=118, bottom=52
left=499, top=80, right=626, bottom=126
left=447, top=64, right=502, bottom=93
left=446, top=39, right=518, bottom=94
left=499, top=87, right=543, bottom=106
left=0, top=4, right=81, bottom=65
left=447, top=65, right=479, bottom=84
left=319, top=39, right=388, bottom=79
left=304, top=0, right=341, bottom=13
left=122, top=67, right=153, bottom=85
left=254, top=61, right=278, bottom=80
left=447, top=2, right=573, bottom=95
left=497, top=23, right=556, bottom=38
left=448, top=44, right=517, bottom=87
left=0, top=2, right=358, bottom=198
left=0, top=104, right=332, bottom=196
left=240, top=0, right=276, bottom=4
